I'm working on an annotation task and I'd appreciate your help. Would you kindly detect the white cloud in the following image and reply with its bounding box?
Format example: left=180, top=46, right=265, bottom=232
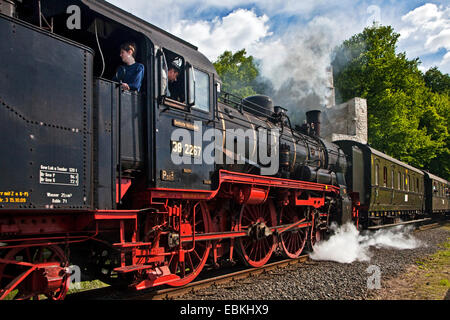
left=440, top=51, right=450, bottom=71
left=104, top=0, right=450, bottom=77
left=170, top=9, right=271, bottom=61
left=105, top=1, right=272, bottom=61
left=397, top=3, right=450, bottom=72
left=425, top=28, right=450, bottom=53
left=155, top=2, right=367, bottom=111
left=105, top=0, right=361, bottom=32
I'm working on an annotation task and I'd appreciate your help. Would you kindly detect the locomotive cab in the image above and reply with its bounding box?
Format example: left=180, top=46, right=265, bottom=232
left=4, top=0, right=156, bottom=209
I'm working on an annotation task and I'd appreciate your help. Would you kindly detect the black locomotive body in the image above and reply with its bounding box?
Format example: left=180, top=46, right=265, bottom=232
left=0, top=0, right=447, bottom=299
left=0, top=0, right=349, bottom=210
left=0, top=13, right=94, bottom=210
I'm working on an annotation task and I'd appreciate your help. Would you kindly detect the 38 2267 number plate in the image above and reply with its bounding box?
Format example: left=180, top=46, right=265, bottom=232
left=171, top=141, right=202, bottom=158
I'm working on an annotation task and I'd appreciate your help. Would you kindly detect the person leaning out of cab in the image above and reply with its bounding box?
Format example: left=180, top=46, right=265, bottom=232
left=113, top=42, right=144, bottom=92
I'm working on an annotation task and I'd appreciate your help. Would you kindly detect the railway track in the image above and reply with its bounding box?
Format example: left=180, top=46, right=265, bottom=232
left=147, top=220, right=445, bottom=301
left=134, top=255, right=310, bottom=300
left=415, top=222, right=440, bottom=232
left=67, top=254, right=309, bottom=300
left=68, top=219, right=445, bottom=300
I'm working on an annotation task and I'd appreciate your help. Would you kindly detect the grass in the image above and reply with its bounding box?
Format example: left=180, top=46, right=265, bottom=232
left=67, top=279, right=110, bottom=294
left=370, top=223, right=450, bottom=300
left=410, top=226, right=450, bottom=299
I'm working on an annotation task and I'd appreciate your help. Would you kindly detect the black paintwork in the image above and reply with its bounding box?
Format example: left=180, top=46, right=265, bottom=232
left=0, top=14, right=93, bottom=210
left=2, top=1, right=418, bottom=220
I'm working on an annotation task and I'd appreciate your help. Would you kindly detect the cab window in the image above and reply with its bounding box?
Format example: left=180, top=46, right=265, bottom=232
left=157, top=49, right=186, bottom=103
left=192, top=69, right=210, bottom=112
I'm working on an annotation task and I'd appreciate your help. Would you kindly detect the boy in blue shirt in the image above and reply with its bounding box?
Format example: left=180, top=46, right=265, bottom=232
left=113, top=42, right=144, bottom=92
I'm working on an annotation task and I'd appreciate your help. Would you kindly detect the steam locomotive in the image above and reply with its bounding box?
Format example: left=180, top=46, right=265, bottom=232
left=0, top=0, right=448, bottom=299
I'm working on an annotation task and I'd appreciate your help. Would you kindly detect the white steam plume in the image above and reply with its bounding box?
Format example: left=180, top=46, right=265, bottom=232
left=250, top=16, right=348, bottom=125
left=309, top=222, right=423, bottom=263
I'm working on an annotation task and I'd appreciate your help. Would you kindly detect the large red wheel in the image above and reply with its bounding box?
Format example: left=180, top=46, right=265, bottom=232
left=236, top=200, right=277, bottom=268
left=0, top=245, right=69, bottom=300
left=167, top=201, right=211, bottom=286
left=279, top=205, right=308, bottom=259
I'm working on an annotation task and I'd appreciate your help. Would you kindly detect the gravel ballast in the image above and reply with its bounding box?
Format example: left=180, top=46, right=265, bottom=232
left=178, top=225, right=450, bottom=300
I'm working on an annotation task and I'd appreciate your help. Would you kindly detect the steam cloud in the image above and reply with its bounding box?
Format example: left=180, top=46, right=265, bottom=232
left=309, top=222, right=423, bottom=263
left=253, top=16, right=343, bottom=125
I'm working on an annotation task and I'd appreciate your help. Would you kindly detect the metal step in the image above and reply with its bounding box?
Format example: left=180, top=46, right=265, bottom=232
left=131, top=266, right=180, bottom=290
left=114, top=264, right=155, bottom=273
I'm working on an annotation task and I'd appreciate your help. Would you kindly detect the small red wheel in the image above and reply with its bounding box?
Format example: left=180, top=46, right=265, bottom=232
left=309, top=209, right=324, bottom=249
left=0, top=245, right=69, bottom=300
left=236, top=200, right=277, bottom=268
left=167, top=201, right=211, bottom=286
left=310, top=228, right=323, bottom=247
left=279, top=205, right=307, bottom=259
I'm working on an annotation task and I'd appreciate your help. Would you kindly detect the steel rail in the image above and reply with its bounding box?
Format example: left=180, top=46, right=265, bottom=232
left=131, top=255, right=310, bottom=300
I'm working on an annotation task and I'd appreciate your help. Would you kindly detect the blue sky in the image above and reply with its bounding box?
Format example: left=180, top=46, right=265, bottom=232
left=106, top=0, right=450, bottom=75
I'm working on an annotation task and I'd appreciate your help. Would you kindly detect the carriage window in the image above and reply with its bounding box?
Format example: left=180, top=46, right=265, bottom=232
left=398, top=172, right=401, bottom=190
left=402, top=173, right=406, bottom=190
left=383, top=167, right=387, bottom=187
left=192, top=69, right=210, bottom=112
left=391, top=170, right=394, bottom=189
left=416, top=178, right=419, bottom=192
left=407, top=175, right=410, bottom=191
left=375, top=164, right=379, bottom=186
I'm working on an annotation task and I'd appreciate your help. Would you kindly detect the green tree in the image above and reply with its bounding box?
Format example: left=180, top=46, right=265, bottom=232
left=213, top=49, right=259, bottom=98
left=424, top=67, right=450, bottom=96
left=332, top=25, right=450, bottom=179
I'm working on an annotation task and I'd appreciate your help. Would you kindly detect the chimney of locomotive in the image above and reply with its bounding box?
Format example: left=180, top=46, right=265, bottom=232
left=306, top=110, right=321, bottom=136
left=0, top=0, right=16, bottom=17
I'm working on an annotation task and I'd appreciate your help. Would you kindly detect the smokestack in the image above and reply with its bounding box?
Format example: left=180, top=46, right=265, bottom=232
left=306, top=110, right=321, bottom=136
left=0, top=0, right=16, bottom=17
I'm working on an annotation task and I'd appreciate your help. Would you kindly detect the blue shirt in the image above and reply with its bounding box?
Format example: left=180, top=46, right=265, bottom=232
left=113, top=63, right=145, bottom=92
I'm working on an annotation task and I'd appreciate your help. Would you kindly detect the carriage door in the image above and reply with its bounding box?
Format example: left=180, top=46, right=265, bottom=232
left=352, top=146, right=366, bottom=205
left=154, top=49, right=214, bottom=191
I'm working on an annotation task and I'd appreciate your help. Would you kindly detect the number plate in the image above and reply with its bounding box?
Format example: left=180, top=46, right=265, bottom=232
left=161, top=170, right=175, bottom=181
left=171, top=141, right=202, bottom=158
